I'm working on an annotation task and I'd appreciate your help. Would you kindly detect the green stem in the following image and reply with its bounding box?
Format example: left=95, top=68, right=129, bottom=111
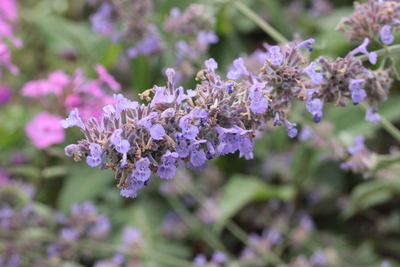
left=166, top=196, right=230, bottom=254
left=360, top=103, right=400, bottom=143
left=355, top=44, right=400, bottom=62
left=231, top=0, right=289, bottom=44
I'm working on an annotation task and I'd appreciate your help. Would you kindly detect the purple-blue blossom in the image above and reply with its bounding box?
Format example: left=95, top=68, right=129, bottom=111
left=349, top=38, right=377, bottom=64
left=133, top=157, right=151, bottom=182
left=348, top=79, right=366, bottom=105
left=304, top=61, right=323, bottom=84
left=227, top=57, right=250, bottom=80
left=269, top=46, right=283, bottom=65
left=380, top=25, right=394, bottom=45
left=60, top=108, right=86, bottom=129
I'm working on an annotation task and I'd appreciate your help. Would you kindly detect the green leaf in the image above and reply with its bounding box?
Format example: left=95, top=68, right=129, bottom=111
left=6, top=165, right=41, bottom=180
left=42, top=165, right=69, bottom=179
left=57, top=162, right=113, bottom=213
left=217, top=174, right=296, bottom=225
left=343, top=180, right=400, bottom=218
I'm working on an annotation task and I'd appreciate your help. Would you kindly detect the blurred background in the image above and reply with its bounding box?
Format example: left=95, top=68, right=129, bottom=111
left=1, top=0, right=400, bottom=266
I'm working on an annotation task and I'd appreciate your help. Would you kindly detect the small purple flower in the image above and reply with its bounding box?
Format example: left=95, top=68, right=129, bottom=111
left=179, top=115, right=199, bottom=140
left=211, top=251, right=227, bottom=264
left=348, top=79, right=366, bottom=105
left=114, top=94, right=139, bottom=120
left=284, top=120, right=298, bottom=138
left=227, top=57, right=249, bottom=80
left=298, top=125, right=314, bottom=141
left=347, top=136, right=365, bottom=155
left=269, top=46, right=283, bottom=65
left=303, top=61, right=323, bottom=84
left=60, top=108, right=86, bottom=129
left=176, top=138, right=190, bottom=158
left=157, top=151, right=179, bottom=179
left=137, top=112, right=165, bottom=140
left=193, top=254, right=207, bottom=266
left=197, top=30, right=219, bottom=48
left=89, top=2, right=114, bottom=35
left=306, top=98, right=324, bottom=123
left=151, top=86, right=174, bottom=107
left=127, top=33, right=162, bottom=59
left=133, top=157, right=151, bottom=182
left=205, top=58, right=218, bottom=72
left=249, top=83, right=268, bottom=114
left=295, top=38, right=315, bottom=51
left=189, top=140, right=207, bottom=167
left=349, top=38, right=377, bottom=65
left=365, top=106, right=380, bottom=123
left=310, top=250, right=327, bottom=266
left=380, top=25, right=394, bottom=45
left=381, top=260, right=391, bottom=267
left=60, top=227, right=79, bottom=242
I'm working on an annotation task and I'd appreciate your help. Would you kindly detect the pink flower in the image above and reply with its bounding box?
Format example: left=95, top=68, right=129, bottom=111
left=94, top=64, right=120, bottom=91
left=0, top=84, right=12, bottom=104
left=21, top=79, right=52, bottom=98
left=0, top=0, right=19, bottom=22
left=25, top=112, right=65, bottom=149
left=0, top=42, right=18, bottom=76
left=48, top=70, right=70, bottom=95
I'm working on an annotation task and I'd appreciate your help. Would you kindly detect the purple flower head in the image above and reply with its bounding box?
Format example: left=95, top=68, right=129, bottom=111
left=249, top=83, right=268, bottom=114
left=306, top=98, right=324, bottom=123
left=365, top=106, right=380, bottom=123
left=179, top=115, right=199, bottom=140
left=347, top=135, right=365, bottom=155
left=205, top=58, right=218, bottom=72
left=310, top=250, right=327, bottom=267
left=158, top=151, right=179, bottom=179
left=60, top=227, right=79, bottom=242
left=284, top=120, right=298, bottom=138
left=193, top=254, right=207, bottom=266
left=128, top=32, right=162, bottom=59
left=197, top=30, right=219, bottom=48
left=227, top=57, right=249, bottom=80
left=133, top=157, right=151, bottom=182
left=189, top=140, right=207, bottom=167
left=60, top=108, right=86, bottom=129
left=138, top=112, right=165, bottom=140
left=90, top=2, right=114, bottom=35
left=295, top=38, right=315, bottom=51
left=299, top=125, right=314, bottom=141
left=89, top=143, right=102, bottom=157
left=348, top=79, right=366, bottom=105
left=349, top=38, right=377, bottom=64
left=215, top=126, right=241, bottom=155
left=303, top=61, right=323, bottom=84
left=114, top=94, right=139, bottom=120
left=211, top=251, right=227, bottom=264
left=269, top=46, right=283, bottom=65
left=380, top=25, right=394, bottom=45
left=151, top=86, right=174, bottom=107
left=88, top=215, right=111, bottom=239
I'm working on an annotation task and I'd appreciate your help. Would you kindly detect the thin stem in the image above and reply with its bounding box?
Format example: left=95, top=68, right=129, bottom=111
left=360, top=103, right=400, bottom=143
left=355, top=44, right=400, bottom=62
left=231, top=0, right=289, bottom=44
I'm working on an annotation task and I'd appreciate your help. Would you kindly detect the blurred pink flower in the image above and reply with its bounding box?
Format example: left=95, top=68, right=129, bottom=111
left=0, top=84, right=12, bottom=104
left=25, top=112, right=65, bottom=149
left=48, top=70, right=70, bottom=95
left=0, top=42, right=18, bottom=76
left=21, top=79, right=52, bottom=98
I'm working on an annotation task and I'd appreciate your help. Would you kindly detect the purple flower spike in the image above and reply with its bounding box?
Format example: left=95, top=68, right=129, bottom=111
left=227, top=57, right=249, bottom=80
left=269, top=46, right=283, bottom=65
left=205, top=58, right=218, bottom=71
left=295, top=38, right=315, bottom=51
left=133, top=157, right=151, bottom=182
left=60, top=108, right=86, bottom=129
left=348, top=79, right=366, bottom=105
left=303, top=61, right=323, bottom=84
left=349, top=38, right=377, bottom=64
left=380, top=25, right=394, bottom=45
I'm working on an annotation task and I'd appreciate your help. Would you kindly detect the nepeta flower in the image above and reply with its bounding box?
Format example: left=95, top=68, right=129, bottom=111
left=60, top=108, right=86, bottom=130
left=269, top=46, right=283, bottom=65
left=26, top=112, right=65, bottom=149
left=349, top=38, right=377, bottom=65
left=227, top=57, right=249, bottom=80
left=133, top=157, right=151, bottom=182
left=157, top=151, right=179, bottom=179
left=380, top=24, right=394, bottom=45
left=303, top=61, right=323, bottom=84
left=365, top=106, right=380, bottom=123
left=249, top=83, right=268, bottom=114
left=348, top=79, right=366, bottom=105
left=114, top=94, right=139, bottom=120
left=295, top=38, right=315, bottom=51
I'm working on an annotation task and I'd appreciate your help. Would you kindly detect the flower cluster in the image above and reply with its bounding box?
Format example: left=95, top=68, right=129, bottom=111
left=62, top=33, right=393, bottom=198
left=22, top=64, right=120, bottom=148
left=0, top=175, right=146, bottom=266
left=336, top=0, right=400, bottom=44
left=88, top=2, right=218, bottom=82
